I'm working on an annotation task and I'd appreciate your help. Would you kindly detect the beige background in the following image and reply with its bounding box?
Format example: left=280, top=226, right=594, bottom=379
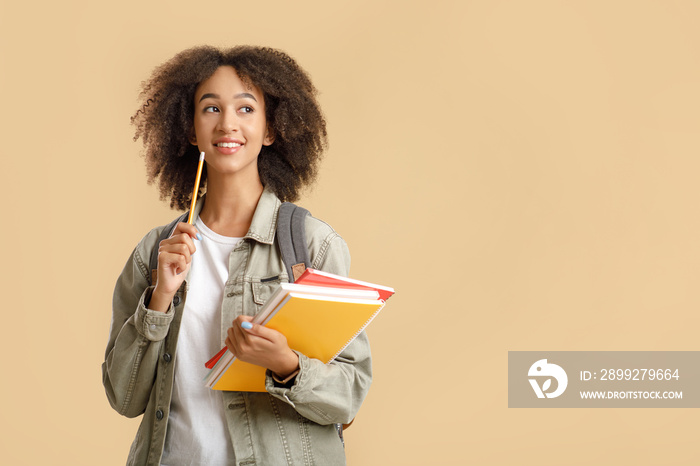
left=1, top=0, right=698, bottom=464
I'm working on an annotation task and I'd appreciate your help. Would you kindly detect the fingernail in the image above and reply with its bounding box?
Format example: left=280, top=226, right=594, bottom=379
left=196, top=233, right=202, bottom=241
left=241, top=322, right=253, bottom=330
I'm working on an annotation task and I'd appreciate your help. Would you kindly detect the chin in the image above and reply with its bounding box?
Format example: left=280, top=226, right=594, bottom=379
left=208, top=161, right=259, bottom=177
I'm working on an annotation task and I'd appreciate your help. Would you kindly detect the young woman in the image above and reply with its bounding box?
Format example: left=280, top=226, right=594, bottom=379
left=102, top=45, right=371, bottom=466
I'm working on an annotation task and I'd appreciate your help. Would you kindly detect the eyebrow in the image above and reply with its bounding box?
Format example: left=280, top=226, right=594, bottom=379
left=198, top=92, right=258, bottom=103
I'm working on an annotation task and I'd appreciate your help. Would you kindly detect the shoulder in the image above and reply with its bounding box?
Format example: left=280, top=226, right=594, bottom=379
left=303, top=213, right=340, bottom=243
left=129, top=218, right=179, bottom=281
left=303, top=213, right=351, bottom=276
left=112, top=220, right=175, bottom=304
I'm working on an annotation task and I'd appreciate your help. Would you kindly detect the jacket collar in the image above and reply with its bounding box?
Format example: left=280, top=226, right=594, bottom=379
left=191, top=187, right=280, bottom=245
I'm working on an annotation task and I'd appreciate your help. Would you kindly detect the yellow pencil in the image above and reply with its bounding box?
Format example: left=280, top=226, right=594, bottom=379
left=187, top=151, right=205, bottom=224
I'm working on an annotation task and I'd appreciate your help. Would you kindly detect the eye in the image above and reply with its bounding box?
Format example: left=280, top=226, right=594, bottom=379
left=239, top=106, right=254, bottom=114
left=204, top=105, right=220, bottom=113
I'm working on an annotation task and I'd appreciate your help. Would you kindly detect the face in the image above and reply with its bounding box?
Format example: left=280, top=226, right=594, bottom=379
left=192, top=66, right=273, bottom=180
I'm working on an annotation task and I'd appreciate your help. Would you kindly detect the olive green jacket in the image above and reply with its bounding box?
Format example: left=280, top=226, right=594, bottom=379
left=102, top=189, right=372, bottom=465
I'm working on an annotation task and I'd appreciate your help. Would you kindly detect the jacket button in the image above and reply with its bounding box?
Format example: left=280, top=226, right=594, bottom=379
left=156, top=409, right=164, bottom=420
left=163, top=353, right=171, bottom=363
left=173, top=295, right=181, bottom=306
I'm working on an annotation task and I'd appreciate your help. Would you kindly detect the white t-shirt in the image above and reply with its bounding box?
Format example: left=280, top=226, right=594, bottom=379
left=160, top=217, right=241, bottom=466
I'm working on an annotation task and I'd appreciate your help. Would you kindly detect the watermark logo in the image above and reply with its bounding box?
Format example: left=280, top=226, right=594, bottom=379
left=510, top=352, right=699, bottom=408
left=528, top=359, right=568, bottom=398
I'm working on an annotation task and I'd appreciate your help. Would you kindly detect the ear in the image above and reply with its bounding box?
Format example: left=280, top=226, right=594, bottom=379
left=263, top=126, right=275, bottom=146
left=189, top=127, right=198, bottom=145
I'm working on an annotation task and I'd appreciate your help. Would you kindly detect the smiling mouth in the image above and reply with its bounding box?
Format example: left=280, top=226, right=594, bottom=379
left=215, top=142, right=242, bottom=148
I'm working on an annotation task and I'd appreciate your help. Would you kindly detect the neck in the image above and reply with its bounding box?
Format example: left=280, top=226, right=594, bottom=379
left=199, top=171, right=264, bottom=237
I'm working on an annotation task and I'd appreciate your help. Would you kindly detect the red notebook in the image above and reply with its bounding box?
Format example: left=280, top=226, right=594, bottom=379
left=294, top=268, right=395, bottom=302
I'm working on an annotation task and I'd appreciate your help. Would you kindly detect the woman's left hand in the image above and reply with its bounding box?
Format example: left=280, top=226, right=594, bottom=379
left=226, top=315, right=300, bottom=379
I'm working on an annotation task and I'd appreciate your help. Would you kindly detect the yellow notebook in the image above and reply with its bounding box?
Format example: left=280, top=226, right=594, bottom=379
left=209, top=293, right=384, bottom=392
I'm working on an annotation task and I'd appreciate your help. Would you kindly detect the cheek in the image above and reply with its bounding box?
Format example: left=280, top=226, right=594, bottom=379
left=192, top=118, right=209, bottom=141
left=249, top=120, right=270, bottom=140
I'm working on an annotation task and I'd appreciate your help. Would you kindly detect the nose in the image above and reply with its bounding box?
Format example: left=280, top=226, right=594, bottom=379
left=217, top=108, right=238, bottom=133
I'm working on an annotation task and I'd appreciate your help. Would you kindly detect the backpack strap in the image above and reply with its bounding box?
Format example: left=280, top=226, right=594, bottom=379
left=149, top=212, right=189, bottom=286
left=276, top=202, right=311, bottom=283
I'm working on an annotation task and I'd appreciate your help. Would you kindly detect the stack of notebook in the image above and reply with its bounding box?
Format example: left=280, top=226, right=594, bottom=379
left=204, top=268, right=395, bottom=392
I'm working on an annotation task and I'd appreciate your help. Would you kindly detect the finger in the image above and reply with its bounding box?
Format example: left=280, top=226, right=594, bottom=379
left=231, top=316, right=255, bottom=339
left=225, top=336, right=235, bottom=355
left=229, top=321, right=274, bottom=356
left=160, top=233, right=197, bottom=255
left=159, top=242, right=194, bottom=263
left=227, top=325, right=251, bottom=350
left=172, top=222, right=201, bottom=241
left=239, top=320, right=280, bottom=343
left=158, top=251, right=189, bottom=275
left=230, top=322, right=253, bottom=346
left=236, top=315, right=254, bottom=325
left=227, top=326, right=239, bottom=346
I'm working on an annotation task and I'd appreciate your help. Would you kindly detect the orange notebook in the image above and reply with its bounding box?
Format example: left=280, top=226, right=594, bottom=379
left=206, top=292, right=385, bottom=391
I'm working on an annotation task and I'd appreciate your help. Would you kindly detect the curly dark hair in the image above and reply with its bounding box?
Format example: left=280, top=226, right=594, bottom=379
left=131, top=45, right=328, bottom=210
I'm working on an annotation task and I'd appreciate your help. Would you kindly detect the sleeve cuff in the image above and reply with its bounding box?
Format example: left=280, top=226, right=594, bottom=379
left=266, top=351, right=313, bottom=399
left=133, top=286, right=175, bottom=341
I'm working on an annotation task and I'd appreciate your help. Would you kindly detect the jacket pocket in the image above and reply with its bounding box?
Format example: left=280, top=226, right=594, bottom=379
left=251, top=276, right=284, bottom=307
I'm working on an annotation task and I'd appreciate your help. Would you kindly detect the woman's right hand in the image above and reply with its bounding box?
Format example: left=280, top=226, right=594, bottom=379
left=149, top=222, right=199, bottom=312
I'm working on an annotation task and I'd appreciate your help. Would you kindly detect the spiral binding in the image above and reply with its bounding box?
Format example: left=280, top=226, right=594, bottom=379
left=327, top=299, right=387, bottom=363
